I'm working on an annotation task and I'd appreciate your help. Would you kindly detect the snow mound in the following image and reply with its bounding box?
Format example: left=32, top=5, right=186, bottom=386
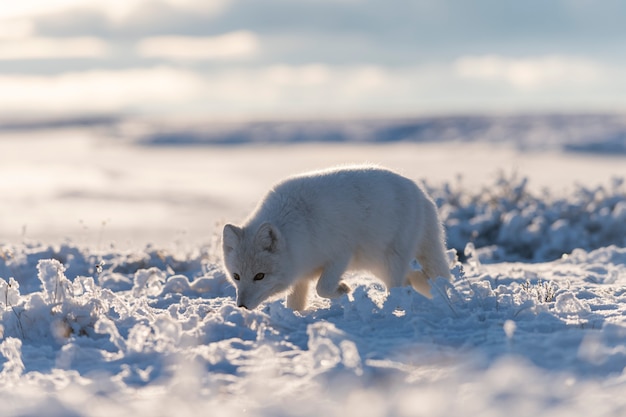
left=1, top=242, right=626, bottom=416
left=429, top=174, right=626, bottom=262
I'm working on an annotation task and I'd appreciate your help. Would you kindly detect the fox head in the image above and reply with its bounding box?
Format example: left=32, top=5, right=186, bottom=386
left=222, top=222, right=292, bottom=310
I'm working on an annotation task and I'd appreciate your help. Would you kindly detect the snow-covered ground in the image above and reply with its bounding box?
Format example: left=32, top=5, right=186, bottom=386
left=1, top=114, right=626, bottom=416
left=2, top=242, right=626, bottom=416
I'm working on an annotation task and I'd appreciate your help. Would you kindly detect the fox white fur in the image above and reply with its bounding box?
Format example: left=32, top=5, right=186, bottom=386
left=222, top=165, right=451, bottom=311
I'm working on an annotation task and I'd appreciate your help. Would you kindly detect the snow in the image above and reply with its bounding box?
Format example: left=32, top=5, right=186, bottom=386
left=2, top=242, right=626, bottom=416
left=432, top=173, right=626, bottom=262
left=1, top=114, right=626, bottom=416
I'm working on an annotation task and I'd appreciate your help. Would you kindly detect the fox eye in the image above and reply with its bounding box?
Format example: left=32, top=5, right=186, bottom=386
left=233, top=273, right=240, bottom=281
left=253, top=273, right=265, bottom=281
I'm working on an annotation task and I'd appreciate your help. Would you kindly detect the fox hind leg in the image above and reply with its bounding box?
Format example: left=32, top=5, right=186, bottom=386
left=406, top=269, right=433, bottom=298
left=379, top=247, right=411, bottom=289
left=408, top=237, right=452, bottom=298
left=416, top=239, right=451, bottom=282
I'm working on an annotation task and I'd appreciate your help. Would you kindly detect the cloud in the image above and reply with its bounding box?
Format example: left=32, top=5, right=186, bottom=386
left=137, top=31, right=259, bottom=61
left=454, top=55, right=602, bottom=89
left=0, top=1, right=82, bottom=20
left=0, top=67, right=207, bottom=115
left=0, top=0, right=230, bottom=22
left=0, top=61, right=624, bottom=118
left=162, top=0, right=231, bottom=14
left=0, top=64, right=403, bottom=117
left=0, top=36, right=110, bottom=60
left=0, top=20, right=34, bottom=39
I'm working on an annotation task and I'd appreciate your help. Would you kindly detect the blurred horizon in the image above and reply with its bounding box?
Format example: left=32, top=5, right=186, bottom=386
left=2, top=0, right=626, bottom=121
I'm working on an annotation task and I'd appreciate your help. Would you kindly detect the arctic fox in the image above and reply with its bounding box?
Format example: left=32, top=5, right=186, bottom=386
left=222, top=165, right=451, bottom=311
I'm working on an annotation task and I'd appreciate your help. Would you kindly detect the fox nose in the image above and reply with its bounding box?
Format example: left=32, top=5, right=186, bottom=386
left=238, top=303, right=249, bottom=309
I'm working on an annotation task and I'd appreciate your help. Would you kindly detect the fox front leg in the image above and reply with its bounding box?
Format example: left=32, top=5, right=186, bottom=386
left=287, top=280, right=310, bottom=311
left=315, top=258, right=351, bottom=299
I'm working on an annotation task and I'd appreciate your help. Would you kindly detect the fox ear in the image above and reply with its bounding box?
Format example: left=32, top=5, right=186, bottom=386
left=255, top=222, right=281, bottom=253
left=223, top=224, right=242, bottom=254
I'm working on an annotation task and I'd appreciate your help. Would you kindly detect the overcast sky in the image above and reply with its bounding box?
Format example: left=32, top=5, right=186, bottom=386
left=1, top=0, right=626, bottom=119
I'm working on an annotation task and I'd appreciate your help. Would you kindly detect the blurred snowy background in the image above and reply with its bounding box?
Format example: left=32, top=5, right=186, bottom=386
left=1, top=0, right=626, bottom=246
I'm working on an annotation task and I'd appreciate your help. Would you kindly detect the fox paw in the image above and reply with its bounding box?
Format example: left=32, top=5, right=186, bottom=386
left=337, top=281, right=351, bottom=295
left=316, top=280, right=352, bottom=299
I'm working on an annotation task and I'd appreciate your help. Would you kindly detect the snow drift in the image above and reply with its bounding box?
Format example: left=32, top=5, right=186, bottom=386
left=1, top=240, right=626, bottom=415
left=431, top=174, right=626, bottom=262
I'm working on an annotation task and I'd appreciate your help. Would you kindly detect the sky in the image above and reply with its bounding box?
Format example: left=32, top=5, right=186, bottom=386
left=1, top=0, right=626, bottom=120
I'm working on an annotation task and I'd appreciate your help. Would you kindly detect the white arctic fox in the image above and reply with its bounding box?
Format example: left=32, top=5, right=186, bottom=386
left=222, top=165, right=451, bottom=311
